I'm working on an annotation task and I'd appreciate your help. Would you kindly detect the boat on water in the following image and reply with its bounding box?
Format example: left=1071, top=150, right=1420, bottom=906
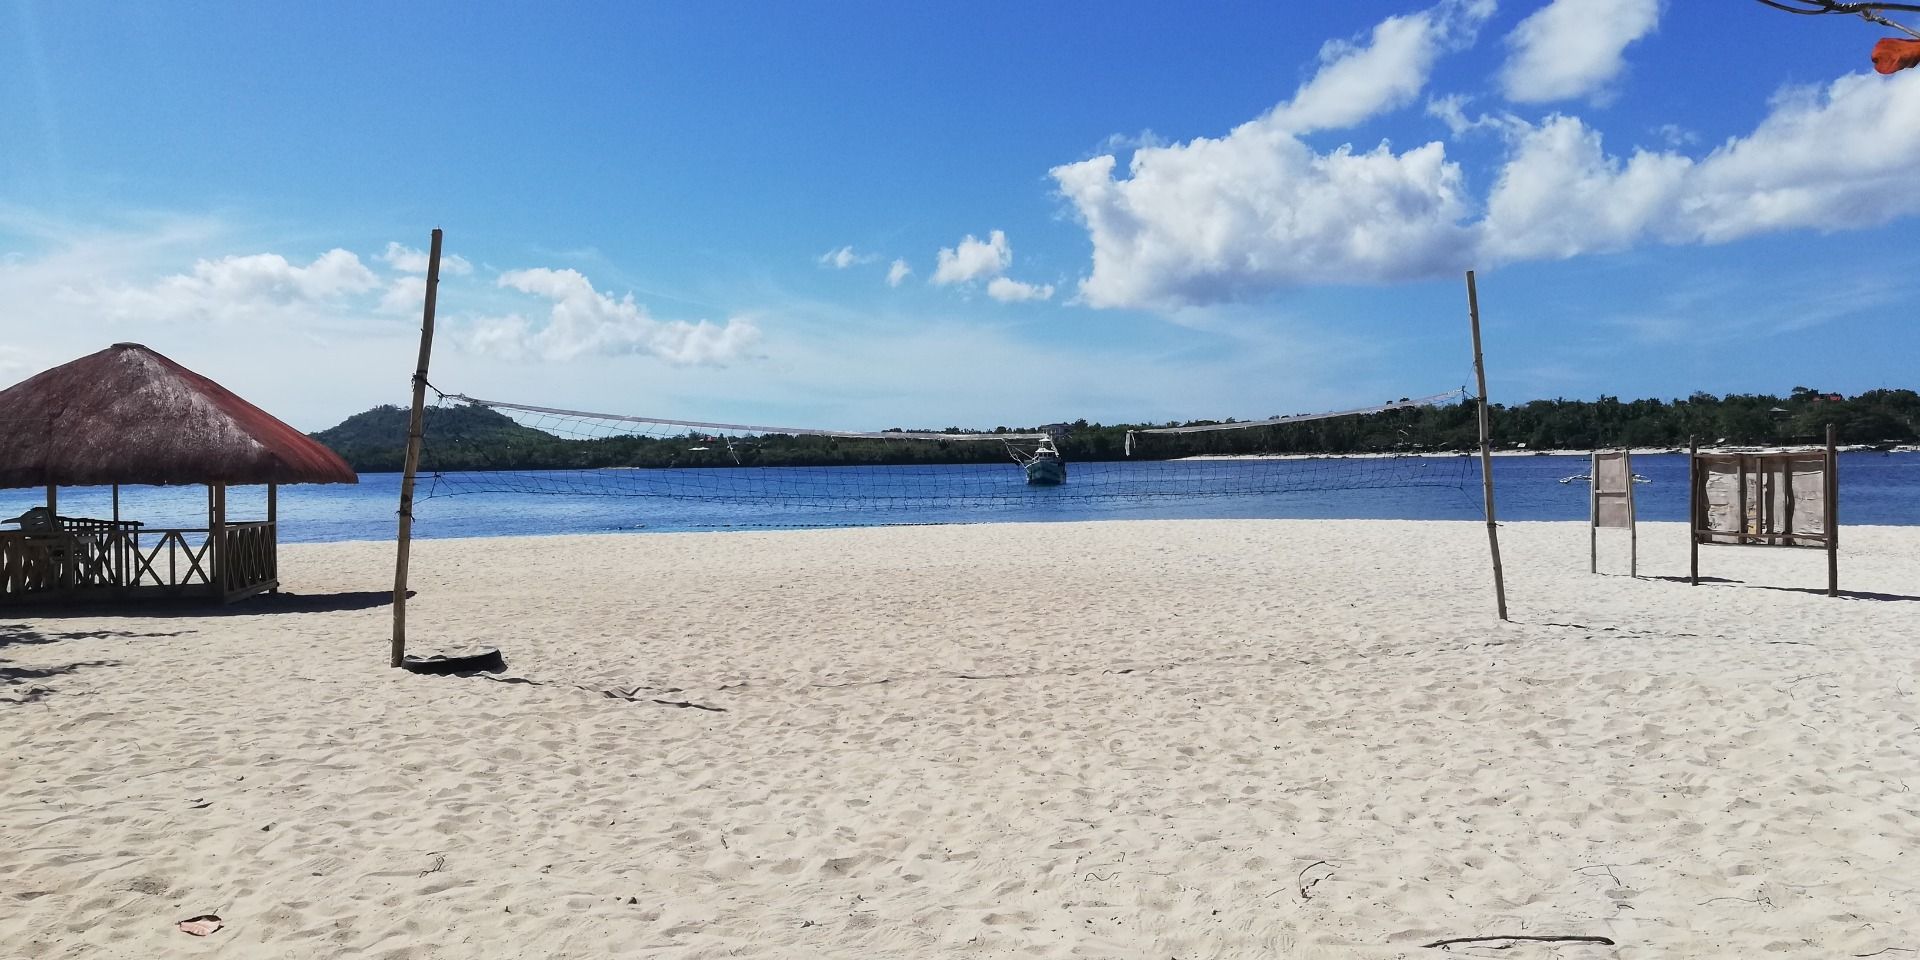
left=1014, top=436, right=1068, bottom=486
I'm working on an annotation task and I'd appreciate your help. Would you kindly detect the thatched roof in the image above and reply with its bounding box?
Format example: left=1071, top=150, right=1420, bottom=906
left=0, top=343, right=358, bottom=488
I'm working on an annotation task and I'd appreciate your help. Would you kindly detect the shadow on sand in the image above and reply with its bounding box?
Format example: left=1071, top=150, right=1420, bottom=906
left=1648, top=575, right=1919, bottom=603
left=0, top=590, right=408, bottom=620
left=1, top=658, right=123, bottom=704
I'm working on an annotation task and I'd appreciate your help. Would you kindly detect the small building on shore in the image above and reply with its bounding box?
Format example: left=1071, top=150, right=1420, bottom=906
left=0, top=343, right=357, bottom=605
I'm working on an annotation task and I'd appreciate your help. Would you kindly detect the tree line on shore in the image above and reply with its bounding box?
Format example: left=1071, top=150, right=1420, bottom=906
left=308, top=387, right=1920, bottom=472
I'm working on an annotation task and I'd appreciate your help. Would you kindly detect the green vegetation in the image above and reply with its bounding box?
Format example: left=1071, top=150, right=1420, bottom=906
left=309, top=388, right=1920, bottom=472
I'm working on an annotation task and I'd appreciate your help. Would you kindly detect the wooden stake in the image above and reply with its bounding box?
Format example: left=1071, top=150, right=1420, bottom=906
left=1826, top=422, right=1838, bottom=597
left=393, top=228, right=443, bottom=668
left=1466, top=271, right=1508, bottom=622
left=1688, top=435, right=1699, bottom=586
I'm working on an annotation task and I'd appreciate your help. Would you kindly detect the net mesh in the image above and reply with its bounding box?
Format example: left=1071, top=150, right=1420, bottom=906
left=412, top=389, right=1477, bottom=523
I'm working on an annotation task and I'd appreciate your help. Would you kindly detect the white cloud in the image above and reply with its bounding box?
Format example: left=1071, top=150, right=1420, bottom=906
left=928, top=230, right=1058, bottom=302
left=1053, top=137, right=1473, bottom=309
left=1654, top=123, right=1699, bottom=148
left=1056, top=2, right=1920, bottom=312
left=376, top=276, right=428, bottom=315
left=1479, top=115, right=1690, bottom=261
left=931, top=230, right=1012, bottom=285
left=886, top=258, right=911, bottom=287
left=70, top=249, right=382, bottom=323
left=1425, top=94, right=1520, bottom=138
left=467, top=267, right=760, bottom=364
left=817, top=245, right=876, bottom=269
left=1049, top=1, right=1494, bottom=310
left=381, top=241, right=474, bottom=276
left=986, top=277, right=1055, bottom=303
left=1483, top=70, right=1920, bottom=260
left=1269, top=0, right=1495, bottom=134
left=1500, top=0, right=1662, bottom=104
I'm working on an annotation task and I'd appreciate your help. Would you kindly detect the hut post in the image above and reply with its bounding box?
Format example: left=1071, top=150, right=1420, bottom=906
left=1827, top=423, right=1838, bottom=597
left=45, top=483, right=59, bottom=588
left=267, top=482, right=278, bottom=592
left=112, top=484, right=122, bottom=588
left=393, top=228, right=443, bottom=668
left=1466, top=270, right=1509, bottom=622
left=211, top=484, right=227, bottom=595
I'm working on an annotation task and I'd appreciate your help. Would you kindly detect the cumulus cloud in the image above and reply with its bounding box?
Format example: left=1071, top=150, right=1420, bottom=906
left=1269, top=0, right=1495, bottom=134
left=1483, top=70, right=1920, bottom=260
left=928, top=230, right=1056, bottom=302
left=1053, top=0, right=1920, bottom=310
left=986, top=277, right=1055, bottom=303
left=1425, top=94, right=1520, bottom=138
left=931, top=230, right=1012, bottom=286
left=376, top=275, right=428, bottom=315
left=467, top=267, right=759, bottom=364
left=72, top=249, right=382, bottom=323
left=1500, top=0, right=1662, bottom=105
left=381, top=241, right=474, bottom=276
left=817, top=245, right=876, bottom=269
left=1050, top=1, right=1492, bottom=309
left=886, top=258, right=911, bottom=287
left=1053, top=135, right=1473, bottom=309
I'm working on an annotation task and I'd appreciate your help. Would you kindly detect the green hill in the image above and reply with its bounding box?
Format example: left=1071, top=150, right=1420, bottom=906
left=310, top=404, right=560, bottom=472
left=307, top=388, right=1920, bottom=474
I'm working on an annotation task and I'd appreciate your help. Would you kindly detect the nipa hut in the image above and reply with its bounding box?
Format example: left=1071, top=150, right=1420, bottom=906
left=0, top=343, right=357, bottom=604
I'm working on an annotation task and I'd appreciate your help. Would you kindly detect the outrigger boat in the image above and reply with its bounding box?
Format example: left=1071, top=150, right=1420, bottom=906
left=1012, top=436, right=1067, bottom=486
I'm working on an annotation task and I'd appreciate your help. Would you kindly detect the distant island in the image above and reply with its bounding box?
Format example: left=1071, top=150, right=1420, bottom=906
left=309, top=387, right=1920, bottom=472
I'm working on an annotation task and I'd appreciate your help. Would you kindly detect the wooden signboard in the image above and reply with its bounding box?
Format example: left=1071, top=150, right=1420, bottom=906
left=1688, top=425, right=1839, bottom=596
left=1590, top=449, right=1636, bottom=576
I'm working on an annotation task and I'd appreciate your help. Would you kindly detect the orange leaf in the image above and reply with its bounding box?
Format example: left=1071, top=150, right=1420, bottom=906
left=1872, top=38, right=1920, bottom=74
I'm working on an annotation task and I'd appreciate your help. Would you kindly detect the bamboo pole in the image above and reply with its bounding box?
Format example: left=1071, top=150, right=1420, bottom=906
left=1827, top=423, right=1839, bottom=597
left=1688, top=436, right=1699, bottom=585
left=1466, top=271, right=1508, bottom=622
left=393, top=228, right=443, bottom=668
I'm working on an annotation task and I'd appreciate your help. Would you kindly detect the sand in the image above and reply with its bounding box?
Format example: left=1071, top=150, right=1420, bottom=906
left=3, top=519, right=1918, bottom=958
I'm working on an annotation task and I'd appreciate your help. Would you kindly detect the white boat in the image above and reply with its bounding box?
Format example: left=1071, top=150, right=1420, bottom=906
left=1559, top=473, right=1651, bottom=484
left=1010, top=436, right=1067, bottom=486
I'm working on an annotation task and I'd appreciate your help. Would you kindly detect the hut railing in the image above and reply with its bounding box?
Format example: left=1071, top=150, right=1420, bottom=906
left=0, top=520, right=277, bottom=603
left=215, top=521, right=278, bottom=601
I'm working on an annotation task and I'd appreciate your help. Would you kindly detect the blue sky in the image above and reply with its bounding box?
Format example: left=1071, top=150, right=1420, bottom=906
left=4, top=1, right=1918, bottom=431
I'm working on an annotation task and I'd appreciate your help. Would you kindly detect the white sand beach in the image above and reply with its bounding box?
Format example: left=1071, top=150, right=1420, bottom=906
left=4, top=519, right=1919, bottom=958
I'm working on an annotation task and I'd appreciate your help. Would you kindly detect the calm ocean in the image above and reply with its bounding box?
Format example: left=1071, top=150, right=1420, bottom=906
left=23, top=452, right=1918, bottom=543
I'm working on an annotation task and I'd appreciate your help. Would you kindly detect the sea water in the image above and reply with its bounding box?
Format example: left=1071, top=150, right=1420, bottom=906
left=19, top=452, right=1918, bottom=543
